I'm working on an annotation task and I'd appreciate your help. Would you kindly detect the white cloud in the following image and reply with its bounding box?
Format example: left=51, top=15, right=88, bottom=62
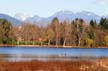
left=95, top=0, right=108, bottom=5
left=15, top=13, right=30, bottom=21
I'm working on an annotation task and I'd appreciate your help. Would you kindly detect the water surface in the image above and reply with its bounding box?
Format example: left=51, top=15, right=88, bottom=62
left=0, top=46, right=108, bottom=61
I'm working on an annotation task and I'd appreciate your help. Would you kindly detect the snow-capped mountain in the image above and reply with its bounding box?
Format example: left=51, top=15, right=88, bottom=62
left=49, top=11, right=75, bottom=22
left=75, top=11, right=101, bottom=22
left=22, top=11, right=102, bottom=25
left=0, top=11, right=108, bottom=26
left=0, top=14, right=22, bottom=26
left=48, top=11, right=101, bottom=23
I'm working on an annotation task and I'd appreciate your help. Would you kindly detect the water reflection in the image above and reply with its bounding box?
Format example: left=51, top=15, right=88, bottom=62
left=0, top=54, right=100, bottom=62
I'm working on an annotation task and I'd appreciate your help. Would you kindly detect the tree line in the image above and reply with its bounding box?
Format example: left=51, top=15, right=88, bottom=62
left=0, top=17, right=108, bottom=47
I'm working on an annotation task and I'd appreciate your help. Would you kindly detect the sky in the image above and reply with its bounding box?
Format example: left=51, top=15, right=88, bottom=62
left=0, top=0, right=108, bottom=17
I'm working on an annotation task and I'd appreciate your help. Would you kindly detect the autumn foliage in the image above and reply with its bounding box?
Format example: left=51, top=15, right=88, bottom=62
left=0, top=17, right=108, bottom=47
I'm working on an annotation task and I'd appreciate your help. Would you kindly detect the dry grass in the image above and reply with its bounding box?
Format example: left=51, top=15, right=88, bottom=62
left=0, top=59, right=108, bottom=71
left=0, top=60, right=93, bottom=71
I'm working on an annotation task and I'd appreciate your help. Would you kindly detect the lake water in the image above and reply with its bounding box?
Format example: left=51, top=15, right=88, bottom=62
left=0, top=46, right=108, bottom=61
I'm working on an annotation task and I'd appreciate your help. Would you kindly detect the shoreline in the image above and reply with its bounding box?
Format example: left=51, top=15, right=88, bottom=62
left=0, top=44, right=108, bottom=48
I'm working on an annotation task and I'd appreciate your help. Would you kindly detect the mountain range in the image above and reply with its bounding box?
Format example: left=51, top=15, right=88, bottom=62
left=0, top=14, right=22, bottom=26
left=0, top=11, right=107, bottom=26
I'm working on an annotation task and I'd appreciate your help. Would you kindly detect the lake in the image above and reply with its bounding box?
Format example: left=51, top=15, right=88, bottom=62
left=0, top=46, right=108, bottom=61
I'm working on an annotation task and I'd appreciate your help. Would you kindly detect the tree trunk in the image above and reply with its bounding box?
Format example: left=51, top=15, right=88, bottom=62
left=26, top=41, right=28, bottom=45
left=17, top=40, right=19, bottom=45
left=32, top=41, right=35, bottom=45
left=77, top=36, right=81, bottom=47
left=48, top=39, right=50, bottom=46
left=56, top=38, right=58, bottom=47
left=41, top=41, right=42, bottom=46
left=78, top=38, right=80, bottom=46
left=63, top=39, right=66, bottom=47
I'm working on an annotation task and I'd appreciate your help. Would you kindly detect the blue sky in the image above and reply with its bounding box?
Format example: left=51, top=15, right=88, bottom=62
left=0, top=0, right=108, bottom=17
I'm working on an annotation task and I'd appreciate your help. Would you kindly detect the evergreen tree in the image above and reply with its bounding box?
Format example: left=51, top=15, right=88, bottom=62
left=99, top=18, right=108, bottom=30
left=90, top=20, right=97, bottom=29
left=0, top=19, right=13, bottom=44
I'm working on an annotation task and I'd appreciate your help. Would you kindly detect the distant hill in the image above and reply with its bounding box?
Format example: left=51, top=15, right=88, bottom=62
left=0, top=14, right=22, bottom=26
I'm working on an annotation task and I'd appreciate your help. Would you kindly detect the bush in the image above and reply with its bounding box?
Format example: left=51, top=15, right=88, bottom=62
left=103, top=35, right=108, bottom=46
